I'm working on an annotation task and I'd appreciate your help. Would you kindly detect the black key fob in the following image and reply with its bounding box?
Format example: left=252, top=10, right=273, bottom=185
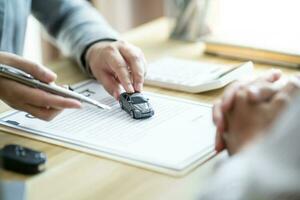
left=0, top=144, right=47, bottom=175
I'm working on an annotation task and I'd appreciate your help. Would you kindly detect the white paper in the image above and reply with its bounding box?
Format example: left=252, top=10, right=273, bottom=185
left=0, top=80, right=216, bottom=172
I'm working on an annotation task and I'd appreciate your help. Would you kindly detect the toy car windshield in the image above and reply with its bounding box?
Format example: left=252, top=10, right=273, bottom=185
left=131, top=96, right=148, bottom=104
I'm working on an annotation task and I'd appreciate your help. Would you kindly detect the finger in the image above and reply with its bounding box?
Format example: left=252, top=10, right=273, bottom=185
left=22, top=104, right=62, bottom=121
left=221, top=69, right=282, bottom=112
left=106, top=49, right=134, bottom=93
left=0, top=52, right=57, bottom=83
left=1, top=75, right=82, bottom=109
left=213, top=100, right=226, bottom=133
left=215, top=113, right=227, bottom=152
left=97, top=71, right=122, bottom=100
left=234, top=89, right=248, bottom=108
left=15, top=84, right=82, bottom=109
left=270, top=81, right=299, bottom=109
left=213, top=100, right=227, bottom=152
left=119, top=43, right=146, bottom=92
left=239, top=69, right=282, bottom=103
left=289, top=76, right=300, bottom=88
left=277, top=80, right=300, bottom=97
left=142, top=54, right=148, bottom=77
left=220, top=91, right=248, bottom=152
left=221, top=82, right=243, bottom=113
left=257, top=69, right=282, bottom=83
left=246, top=84, right=278, bottom=103
left=215, top=130, right=226, bottom=152
left=212, top=100, right=223, bottom=125
left=27, top=91, right=82, bottom=109
left=270, top=92, right=291, bottom=111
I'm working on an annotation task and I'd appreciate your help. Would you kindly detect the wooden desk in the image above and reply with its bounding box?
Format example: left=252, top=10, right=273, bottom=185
left=0, top=18, right=299, bottom=200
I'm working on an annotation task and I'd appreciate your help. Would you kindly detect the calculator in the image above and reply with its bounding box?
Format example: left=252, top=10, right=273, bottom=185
left=145, top=57, right=254, bottom=93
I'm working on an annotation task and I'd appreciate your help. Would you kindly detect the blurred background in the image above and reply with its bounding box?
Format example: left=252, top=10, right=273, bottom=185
left=24, top=0, right=165, bottom=64
left=24, top=0, right=300, bottom=65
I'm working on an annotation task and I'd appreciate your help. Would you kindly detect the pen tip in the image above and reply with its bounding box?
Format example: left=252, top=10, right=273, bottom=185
left=97, top=104, right=111, bottom=110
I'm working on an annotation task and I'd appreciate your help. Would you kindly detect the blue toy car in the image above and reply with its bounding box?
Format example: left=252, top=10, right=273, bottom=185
left=119, top=92, right=154, bottom=119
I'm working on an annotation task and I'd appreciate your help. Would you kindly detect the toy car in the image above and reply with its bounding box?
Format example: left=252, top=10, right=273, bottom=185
left=119, top=92, right=154, bottom=119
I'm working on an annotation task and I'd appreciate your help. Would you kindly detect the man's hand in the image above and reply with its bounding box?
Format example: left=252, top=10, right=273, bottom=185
left=85, top=40, right=147, bottom=100
left=0, top=52, right=81, bottom=121
left=213, top=69, right=282, bottom=152
left=223, top=79, right=300, bottom=155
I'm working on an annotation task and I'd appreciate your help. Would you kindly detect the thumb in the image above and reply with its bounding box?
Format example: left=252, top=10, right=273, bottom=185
left=0, top=52, right=56, bottom=83
left=247, top=84, right=278, bottom=103
left=258, top=69, right=282, bottom=83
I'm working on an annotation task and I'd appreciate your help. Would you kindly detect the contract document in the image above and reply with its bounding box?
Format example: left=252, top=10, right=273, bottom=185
left=0, top=80, right=216, bottom=176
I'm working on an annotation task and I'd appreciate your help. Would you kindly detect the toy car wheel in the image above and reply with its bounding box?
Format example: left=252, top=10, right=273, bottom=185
left=151, top=110, right=155, bottom=116
left=119, top=101, right=124, bottom=109
left=130, top=111, right=135, bottom=119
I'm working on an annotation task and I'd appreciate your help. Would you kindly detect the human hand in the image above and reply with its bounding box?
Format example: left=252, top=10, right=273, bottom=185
left=213, top=69, right=282, bottom=152
left=0, top=52, right=82, bottom=121
left=223, top=78, right=300, bottom=155
left=85, top=40, right=147, bottom=100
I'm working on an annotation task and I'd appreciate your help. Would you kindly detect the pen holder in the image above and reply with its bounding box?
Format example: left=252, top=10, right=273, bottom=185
left=165, top=0, right=213, bottom=41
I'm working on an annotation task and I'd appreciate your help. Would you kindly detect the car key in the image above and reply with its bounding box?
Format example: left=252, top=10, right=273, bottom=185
left=0, top=144, right=47, bottom=175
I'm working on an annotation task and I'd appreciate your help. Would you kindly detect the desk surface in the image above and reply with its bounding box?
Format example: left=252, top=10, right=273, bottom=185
left=0, top=18, right=299, bottom=200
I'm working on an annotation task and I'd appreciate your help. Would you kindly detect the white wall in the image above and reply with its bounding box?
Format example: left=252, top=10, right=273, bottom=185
left=23, top=0, right=164, bottom=64
left=23, top=16, right=42, bottom=64
left=93, top=0, right=164, bottom=32
left=211, top=0, right=300, bottom=53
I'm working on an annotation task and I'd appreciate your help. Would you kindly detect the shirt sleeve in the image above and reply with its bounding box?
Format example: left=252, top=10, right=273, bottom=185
left=199, top=93, right=300, bottom=200
left=31, top=0, right=119, bottom=76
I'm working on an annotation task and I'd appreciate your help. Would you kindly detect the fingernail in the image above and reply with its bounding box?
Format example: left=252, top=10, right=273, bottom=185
left=271, top=68, right=281, bottom=74
left=68, top=99, right=82, bottom=108
left=135, top=83, right=143, bottom=92
left=74, top=101, right=82, bottom=108
left=49, top=70, right=57, bottom=78
left=44, top=67, right=57, bottom=80
left=128, top=84, right=134, bottom=93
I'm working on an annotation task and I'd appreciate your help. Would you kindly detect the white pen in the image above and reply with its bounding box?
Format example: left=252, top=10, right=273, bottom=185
left=0, top=64, right=111, bottom=110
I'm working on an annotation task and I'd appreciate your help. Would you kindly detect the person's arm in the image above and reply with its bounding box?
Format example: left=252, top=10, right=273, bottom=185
left=31, top=0, right=147, bottom=99
left=201, top=92, right=300, bottom=200
left=31, top=0, right=118, bottom=76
